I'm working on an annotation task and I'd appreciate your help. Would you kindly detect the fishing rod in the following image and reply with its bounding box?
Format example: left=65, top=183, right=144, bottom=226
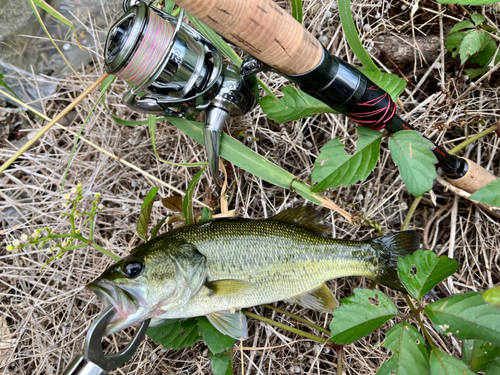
left=168, top=0, right=497, bottom=194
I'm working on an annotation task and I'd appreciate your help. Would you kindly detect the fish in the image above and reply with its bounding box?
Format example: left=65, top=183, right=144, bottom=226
left=87, top=206, right=420, bottom=339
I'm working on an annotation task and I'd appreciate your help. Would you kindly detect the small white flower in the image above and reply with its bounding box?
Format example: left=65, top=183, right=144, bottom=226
left=98, top=204, right=104, bottom=210
left=12, top=239, right=20, bottom=247
left=63, top=194, right=71, bottom=200
left=71, top=187, right=77, bottom=194
left=20, top=234, right=28, bottom=242
left=32, top=230, right=41, bottom=239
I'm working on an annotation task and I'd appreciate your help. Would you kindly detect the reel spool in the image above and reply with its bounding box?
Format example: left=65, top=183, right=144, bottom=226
left=104, top=1, right=255, bottom=184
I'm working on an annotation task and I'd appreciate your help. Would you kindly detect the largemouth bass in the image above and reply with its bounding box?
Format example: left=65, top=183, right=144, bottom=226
left=88, top=207, right=420, bottom=339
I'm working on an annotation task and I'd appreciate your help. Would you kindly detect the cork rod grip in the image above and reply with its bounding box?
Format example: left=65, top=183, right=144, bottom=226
left=447, top=158, right=497, bottom=194
left=173, top=0, right=324, bottom=75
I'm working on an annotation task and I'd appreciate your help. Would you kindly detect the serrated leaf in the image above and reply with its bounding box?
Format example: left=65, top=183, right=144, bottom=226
left=199, top=206, right=212, bottom=223
left=162, top=196, right=184, bottom=213
left=438, top=0, right=500, bottom=4
left=483, top=286, right=500, bottom=308
left=430, top=347, right=475, bottom=375
left=377, top=322, right=429, bottom=375
left=460, top=31, right=490, bottom=65
left=209, top=350, right=233, bottom=375
left=361, top=70, right=407, bottom=101
left=472, top=13, right=485, bottom=25
left=486, top=358, right=500, bottom=375
left=449, top=20, right=475, bottom=34
left=463, top=339, right=500, bottom=372
left=260, top=86, right=336, bottom=123
left=330, top=288, right=398, bottom=344
left=469, top=40, right=497, bottom=66
left=137, top=187, right=159, bottom=241
left=311, top=128, right=383, bottom=192
left=446, top=32, right=467, bottom=52
left=425, top=292, right=500, bottom=346
left=469, top=179, right=500, bottom=206
left=183, top=168, right=206, bottom=226
left=147, top=319, right=201, bottom=350
left=397, top=250, right=458, bottom=300
left=388, top=131, right=437, bottom=197
left=197, top=317, right=236, bottom=354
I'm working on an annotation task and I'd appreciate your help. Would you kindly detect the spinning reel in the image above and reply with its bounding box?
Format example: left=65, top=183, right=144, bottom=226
left=104, top=0, right=255, bottom=185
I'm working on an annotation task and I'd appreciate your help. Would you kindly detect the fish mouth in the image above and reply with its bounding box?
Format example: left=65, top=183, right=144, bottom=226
left=87, top=279, right=141, bottom=335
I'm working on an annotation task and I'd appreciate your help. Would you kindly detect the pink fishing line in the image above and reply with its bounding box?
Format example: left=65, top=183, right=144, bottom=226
left=118, top=9, right=174, bottom=87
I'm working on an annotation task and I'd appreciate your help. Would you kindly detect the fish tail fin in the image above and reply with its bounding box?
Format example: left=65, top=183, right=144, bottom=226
left=371, top=231, right=420, bottom=292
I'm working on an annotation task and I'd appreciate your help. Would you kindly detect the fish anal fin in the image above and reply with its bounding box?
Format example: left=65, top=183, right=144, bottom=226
left=268, top=207, right=330, bottom=235
left=206, top=310, right=248, bottom=340
left=288, top=283, right=338, bottom=313
left=205, top=279, right=256, bottom=297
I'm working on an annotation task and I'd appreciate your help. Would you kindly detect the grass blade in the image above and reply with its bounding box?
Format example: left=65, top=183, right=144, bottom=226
left=183, top=167, right=206, bottom=226
left=290, top=0, right=303, bottom=23
left=137, top=187, right=159, bottom=242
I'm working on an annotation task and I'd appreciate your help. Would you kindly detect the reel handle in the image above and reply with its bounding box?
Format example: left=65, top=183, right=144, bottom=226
left=173, top=0, right=323, bottom=75
left=448, top=159, right=497, bottom=194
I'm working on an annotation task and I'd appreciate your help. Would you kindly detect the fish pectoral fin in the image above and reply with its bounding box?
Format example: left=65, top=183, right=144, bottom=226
left=287, top=283, right=339, bottom=313
left=205, top=279, right=256, bottom=297
left=206, top=310, right=248, bottom=340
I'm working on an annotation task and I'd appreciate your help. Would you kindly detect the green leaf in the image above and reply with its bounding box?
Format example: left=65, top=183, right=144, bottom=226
left=197, top=317, right=236, bottom=354
left=137, top=187, right=159, bottom=242
left=290, top=0, right=303, bottom=23
left=446, top=32, right=467, bottom=54
left=483, top=286, right=500, bottom=308
left=486, top=358, right=500, bottom=375
left=186, top=13, right=242, bottom=66
left=260, top=86, right=336, bottom=123
left=183, top=168, right=206, bottom=226
left=377, top=322, right=429, bottom=375
left=424, top=292, right=500, bottom=346
left=361, top=70, right=407, bottom=101
left=150, top=216, right=168, bottom=239
left=0, top=71, right=20, bottom=100
left=311, top=128, right=383, bottom=192
left=147, top=319, right=201, bottom=350
left=438, top=0, right=500, bottom=4
left=164, top=0, right=176, bottom=14
left=430, top=347, right=475, bottom=375
left=209, top=351, right=233, bottom=375
left=469, top=179, right=500, bottom=206
left=200, top=207, right=212, bottom=223
left=449, top=20, right=475, bottom=34
left=330, top=288, right=398, bottom=344
left=463, top=339, right=500, bottom=372
left=464, top=67, right=490, bottom=79
left=167, top=117, right=324, bottom=206
left=397, top=249, right=458, bottom=300
left=338, top=0, right=379, bottom=71
left=388, top=131, right=437, bottom=197
left=469, top=40, right=497, bottom=66
left=460, top=31, right=490, bottom=65
left=472, top=13, right=485, bottom=26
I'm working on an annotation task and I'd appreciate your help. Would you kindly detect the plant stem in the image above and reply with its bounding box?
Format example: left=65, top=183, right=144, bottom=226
left=243, top=311, right=335, bottom=346
left=401, top=196, right=422, bottom=231
left=258, top=79, right=278, bottom=100
left=73, top=233, right=121, bottom=261
left=403, top=294, right=436, bottom=348
left=0, top=73, right=109, bottom=173
left=263, top=305, right=331, bottom=336
left=337, top=346, right=344, bottom=374
left=448, top=123, right=499, bottom=155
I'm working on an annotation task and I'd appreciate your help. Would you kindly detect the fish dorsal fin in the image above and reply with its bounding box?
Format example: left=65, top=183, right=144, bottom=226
left=268, top=206, right=330, bottom=235
left=287, top=283, right=339, bottom=313
left=205, top=279, right=256, bottom=296
left=206, top=310, right=248, bottom=339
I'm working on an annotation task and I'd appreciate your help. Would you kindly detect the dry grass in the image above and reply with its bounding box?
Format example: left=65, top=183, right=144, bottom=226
left=1, top=0, right=499, bottom=374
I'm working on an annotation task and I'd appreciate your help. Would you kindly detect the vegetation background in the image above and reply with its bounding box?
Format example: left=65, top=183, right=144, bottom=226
left=0, top=0, right=499, bottom=374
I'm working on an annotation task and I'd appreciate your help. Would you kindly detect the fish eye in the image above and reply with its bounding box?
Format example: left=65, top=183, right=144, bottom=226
left=123, top=261, right=143, bottom=278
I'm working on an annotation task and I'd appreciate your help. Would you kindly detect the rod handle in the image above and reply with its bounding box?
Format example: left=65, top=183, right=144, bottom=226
left=173, top=0, right=323, bottom=75
left=447, top=158, right=497, bottom=194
